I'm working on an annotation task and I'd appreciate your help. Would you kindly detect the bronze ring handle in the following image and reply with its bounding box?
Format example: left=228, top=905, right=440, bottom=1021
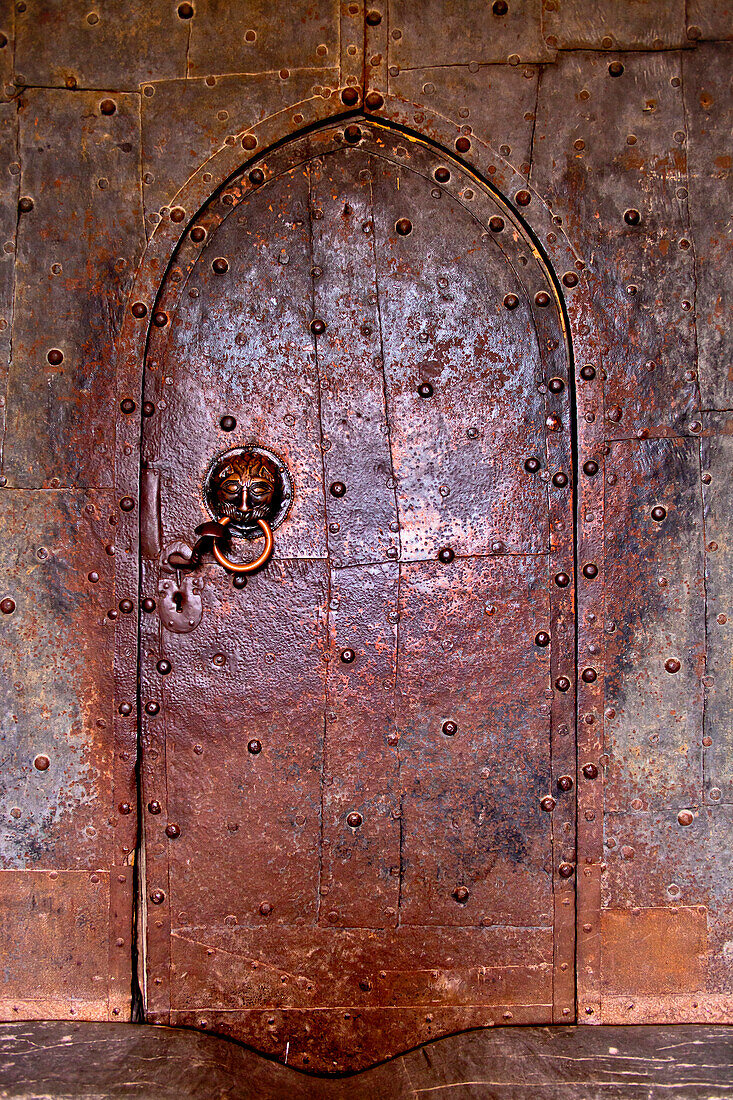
left=212, top=515, right=274, bottom=574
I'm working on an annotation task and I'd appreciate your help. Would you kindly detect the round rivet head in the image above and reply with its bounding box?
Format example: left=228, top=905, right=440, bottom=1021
left=582, top=763, right=599, bottom=780
left=548, top=377, right=565, bottom=394
left=190, top=226, right=206, bottom=242
left=546, top=413, right=561, bottom=432
left=503, top=293, right=519, bottom=310
left=311, top=318, right=326, bottom=335
left=434, top=167, right=450, bottom=183
left=248, top=739, right=262, bottom=754
left=583, top=563, right=598, bottom=579
left=248, top=168, right=264, bottom=185
left=156, top=659, right=171, bottom=675
left=365, top=91, right=384, bottom=110
left=417, top=382, right=433, bottom=398
left=438, top=547, right=455, bottom=564
left=580, top=365, right=596, bottom=381
left=18, top=196, right=33, bottom=213
left=33, top=754, right=50, bottom=771
left=558, top=863, right=574, bottom=878
left=453, top=885, right=470, bottom=903
left=583, top=460, right=599, bottom=476
left=259, top=901, right=273, bottom=915
left=340, top=648, right=356, bottom=664
left=524, top=456, right=541, bottom=473
left=131, top=302, right=147, bottom=318
left=341, top=87, right=359, bottom=106
left=492, top=0, right=508, bottom=14
left=489, top=215, right=504, bottom=232
left=150, top=889, right=165, bottom=904
left=442, top=720, right=458, bottom=736
left=540, top=796, right=556, bottom=812
left=152, top=311, right=168, bottom=327
left=609, top=61, right=624, bottom=76
left=330, top=481, right=346, bottom=498
left=148, top=800, right=162, bottom=814
left=177, top=2, right=194, bottom=16
left=145, top=701, right=160, bottom=715
left=552, top=472, right=568, bottom=488
left=118, top=802, right=132, bottom=815
left=344, top=124, right=362, bottom=144
left=233, top=575, right=247, bottom=589
left=119, top=496, right=135, bottom=511
left=535, top=631, right=550, bottom=647
left=555, top=676, right=571, bottom=692
left=395, top=218, right=413, bottom=236
left=366, top=9, right=382, bottom=25
left=515, top=189, right=531, bottom=206
left=558, top=775, right=573, bottom=792
left=220, top=415, right=236, bottom=431
left=555, top=572, right=570, bottom=588
left=562, top=271, right=579, bottom=288
left=142, top=598, right=156, bottom=612
left=582, top=667, right=598, bottom=683
left=165, top=823, right=180, bottom=838
left=119, top=599, right=134, bottom=614
left=624, top=208, right=641, bottom=226
left=535, top=291, right=551, bottom=307
left=142, top=401, right=155, bottom=417
left=88, top=572, right=99, bottom=583
left=120, top=398, right=136, bottom=414
left=455, top=136, right=471, bottom=153
left=47, top=349, right=63, bottom=365
left=118, top=702, right=133, bottom=716
left=665, top=658, right=681, bottom=673
left=651, top=506, right=667, bottom=521
left=677, top=810, right=693, bottom=827
left=212, top=257, right=229, bottom=274
left=346, top=811, right=363, bottom=828
left=1, top=597, right=16, bottom=614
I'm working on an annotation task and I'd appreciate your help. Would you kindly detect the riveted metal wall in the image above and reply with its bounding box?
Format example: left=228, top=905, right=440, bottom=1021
left=0, top=0, right=730, bottom=1062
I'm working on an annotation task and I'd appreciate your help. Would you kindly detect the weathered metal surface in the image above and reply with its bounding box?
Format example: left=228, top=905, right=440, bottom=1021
left=141, top=70, right=339, bottom=221
left=389, top=0, right=552, bottom=67
left=600, top=906, right=707, bottom=995
left=14, top=0, right=189, bottom=90
left=4, top=89, right=144, bottom=488
left=0, top=2, right=13, bottom=95
left=138, top=122, right=575, bottom=1071
left=187, top=0, right=340, bottom=79
left=541, top=0, right=687, bottom=50
left=686, top=1, right=733, bottom=42
left=0, top=99, right=17, bottom=455
left=683, top=44, right=733, bottom=409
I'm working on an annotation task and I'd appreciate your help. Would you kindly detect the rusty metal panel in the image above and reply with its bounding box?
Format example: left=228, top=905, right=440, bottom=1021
left=0, top=489, right=115, bottom=870
left=4, top=89, right=144, bottom=488
left=0, top=870, right=110, bottom=1019
left=541, top=0, right=687, bottom=50
left=389, top=0, right=552, bottom=67
left=603, top=438, right=704, bottom=812
left=0, top=99, right=17, bottom=455
left=701, top=414, right=733, bottom=804
left=14, top=0, right=188, bottom=90
left=600, top=906, right=707, bottom=996
left=686, top=2, right=733, bottom=42
left=683, top=44, right=733, bottom=409
left=187, top=0, right=340, bottom=79
left=531, top=50, right=698, bottom=438
left=0, top=2, right=13, bottom=94
left=141, top=70, right=339, bottom=221
left=389, top=64, right=539, bottom=175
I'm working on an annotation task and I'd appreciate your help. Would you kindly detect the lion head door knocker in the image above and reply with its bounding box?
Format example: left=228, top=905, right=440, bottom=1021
left=159, top=446, right=292, bottom=630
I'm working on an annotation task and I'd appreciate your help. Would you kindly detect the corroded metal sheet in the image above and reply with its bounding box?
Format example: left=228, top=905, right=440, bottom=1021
left=0, top=489, right=115, bottom=870
left=187, top=0, right=339, bottom=79
left=139, top=122, right=574, bottom=1070
left=531, top=51, right=698, bottom=438
left=14, top=0, right=188, bottom=90
left=0, top=99, right=17, bottom=453
left=141, top=70, right=339, bottom=221
left=686, top=1, right=733, bottom=41
left=541, top=0, right=686, bottom=50
left=4, top=90, right=144, bottom=488
left=0, top=2, right=13, bottom=94
left=600, top=906, right=706, bottom=996
left=389, top=0, right=552, bottom=67
left=683, top=44, right=733, bottom=409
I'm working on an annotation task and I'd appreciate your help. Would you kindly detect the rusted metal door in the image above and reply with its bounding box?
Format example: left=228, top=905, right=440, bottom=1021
left=139, top=120, right=576, bottom=1073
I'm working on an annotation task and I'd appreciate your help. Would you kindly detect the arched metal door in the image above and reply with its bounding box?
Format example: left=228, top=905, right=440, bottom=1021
left=138, top=120, right=576, bottom=1074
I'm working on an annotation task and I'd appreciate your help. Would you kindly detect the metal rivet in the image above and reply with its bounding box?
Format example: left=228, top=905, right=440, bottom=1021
left=1, top=597, right=16, bottom=614
left=677, top=811, right=693, bottom=826
left=33, top=754, right=50, bottom=771
left=580, top=365, right=596, bottom=381
left=583, top=460, right=599, bottom=476
left=152, top=311, right=168, bottom=327
left=665, top=658, right=681, bottom=673
left=340, top=649, right=356, bottom=664
left=131, top=302, right=147, bottom=318
left=608, top=61, right=624, bottom=76
left=170, top=207, right=185, bottom=223
left=515, top=189, right=531, bottom=206
left=88, top=571, right=99, bottom=583
left=540, top=796, right=556, bottom=812
left=119, top=496, right=135, bottom=511
left=344, top=124, right=362, bottom=144
left=503, top=293, right=519, bottom=310
left=492, top=0, right=508, bottom=14
left=118, top=702, right=133, bottom=716
left=142, top=598, right=156, bottom=613
left=330, top=481, right=346, bottom=498
left=118, top=802, right=132, bottom=815
left=562, top=272, right=579, bottom=288
left=624, top=208, right=641, bottom=226
left=583, top=563, right=598, bottom=579
left=248, top=168, right=264, bottom=186
left=548, top=377, right=565, bottom=394
left=120, top=398, right=136, bottom=414
left=177, top=1, right=193, bottom=16
left=581, top=667, right=597, bottom=683
left=555, top=676, right=571, bottom=692
left=555, top=572, right=570, bottom=588
left=651, top=506, right=667, bottom=521
left=119, top=599, right=134, bottom=614
left=365, top=91, right=384, bottom=110
left=489, top=215, right=504, bottom=232
left=395, top=218, right=412, bottom=236
left=524, top=456, right=541, bottom=473
left=559, top=863, right=574, bottom=878
left=434, top=167, right=450, bottom=183
left=546, top=413, right=561, bottom=431
left=145, top=701, right=160, bottom=715
left=259, top=901, right=273, bottom=915
left=148, top=800, right=162, bottom=814
left=47, top=349, right=63, bottom=365
left=582, top=763, right=599, bottom=780
left=212, top=257, right=229, bottom=274
left=142, top=401, right=155, bottom=417
left=242, top=134, right=257, bottom=150
left=535, top=631, right=550, bottom=647
left=417, top=382, right=433, bottom=398
left=156, top=659, right=172, bottom=675
left=341, top=87, right=359, bottom=106
left=220, top=415, right=236, bottom=431
left=346, top=811, right=363, bottom=828
left=150, top=890, right=165, bottom=904
left=455, top=136, right=471, bottom=153
left=233, top=575, right=247, bottom=590
left=552, top=472, right=568, bottom=488
left=453, top=885, right=469, bottom=903
left=248, top=739, right=262, bottom=754
left=558, top=775, right=573, bottom=792
left=18, top=196, right=34, bottom=213
left=366, top=9, right=382, bottom=25
left=535, top=291, right=551, bottom=307
left=311, top=318, right=326, bottom=334
left=442, top=720, right=458, bottom=736
left=438, top=547, right=455, bottom=564
left=190, top=226, right=206, bottom=242
left=165, top=823, right=181, bottom=839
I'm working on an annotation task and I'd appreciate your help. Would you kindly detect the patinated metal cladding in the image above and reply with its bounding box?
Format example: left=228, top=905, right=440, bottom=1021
left=0, top=0, right=730, bottom=1069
